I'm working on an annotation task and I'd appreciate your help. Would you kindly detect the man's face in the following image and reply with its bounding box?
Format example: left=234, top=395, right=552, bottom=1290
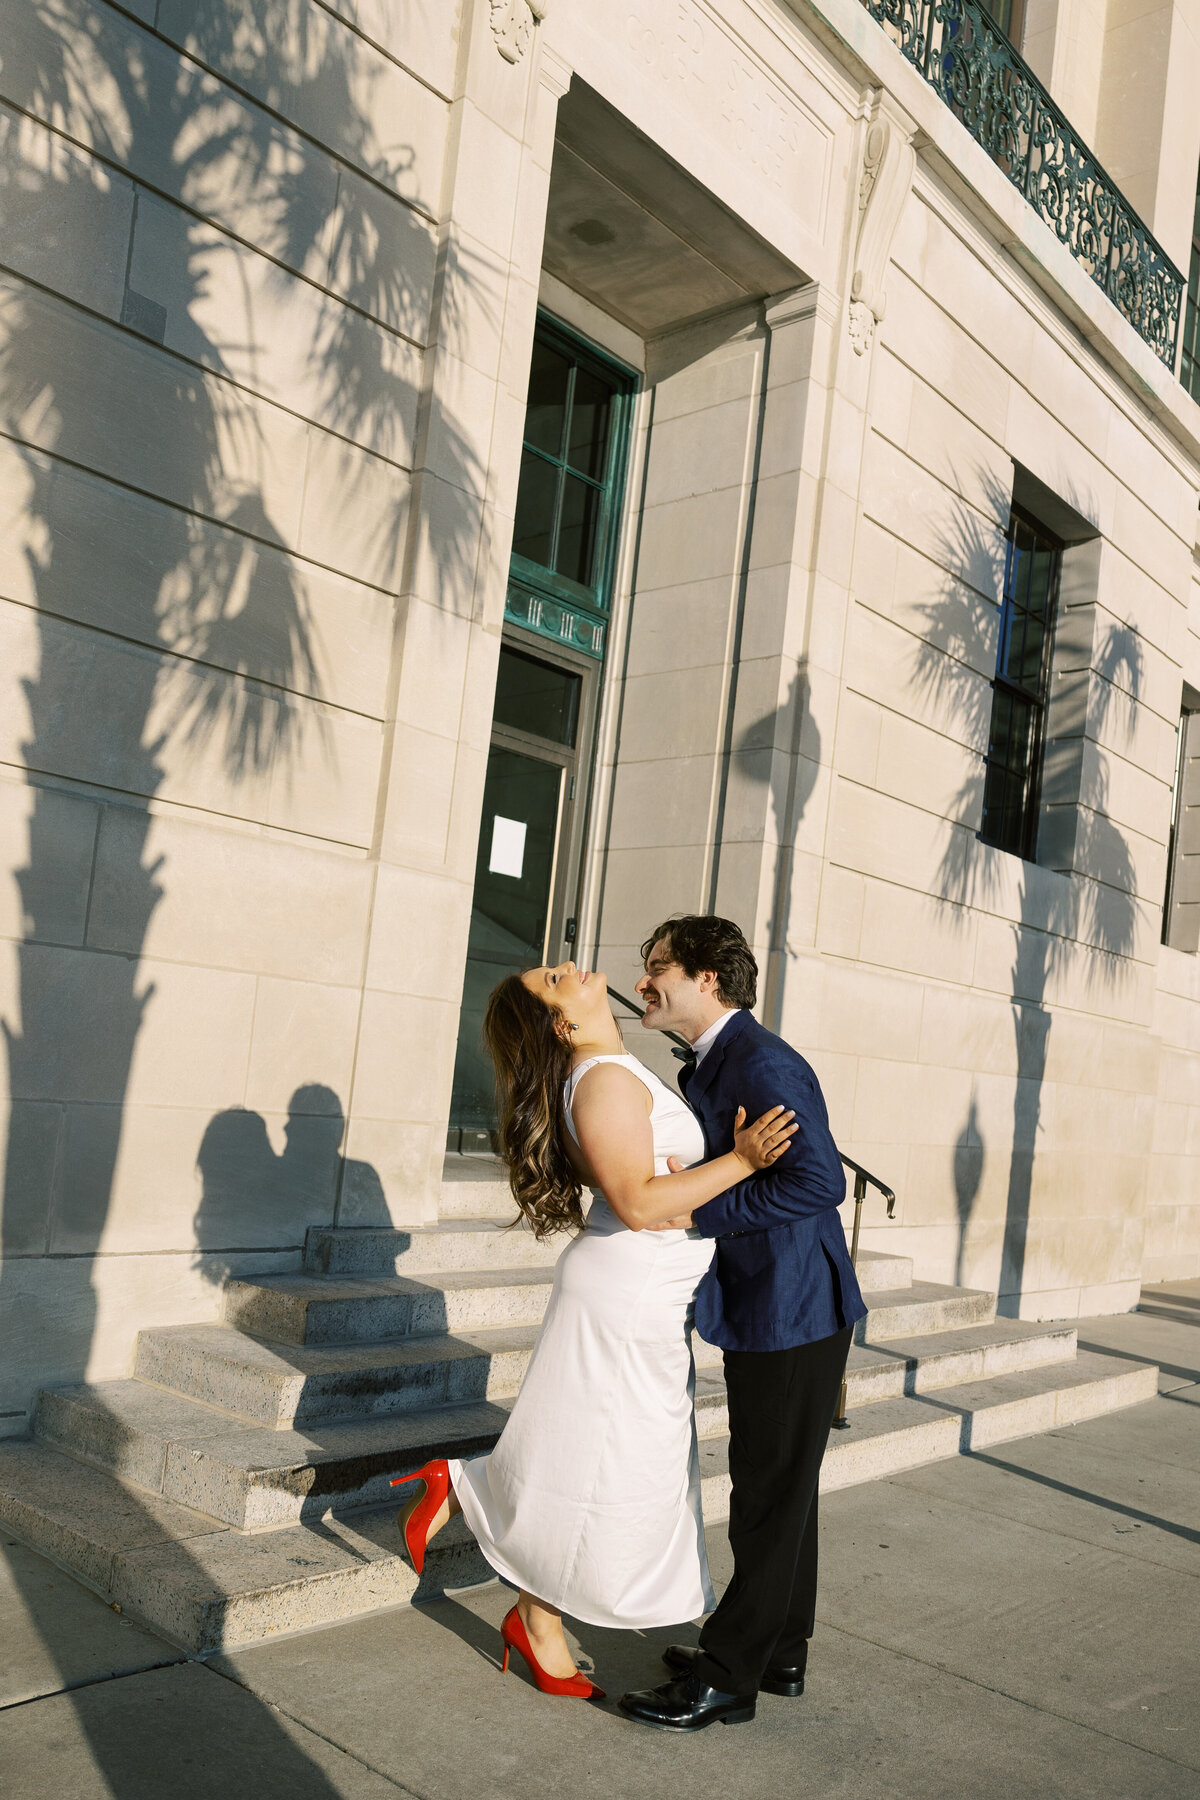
left=635, top=938, right=714, bottom=1036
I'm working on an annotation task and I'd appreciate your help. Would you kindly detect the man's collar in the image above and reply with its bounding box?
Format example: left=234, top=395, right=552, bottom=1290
left=686, top=1008, right=754, bottom=1105
left=691, top=1008, right=742, bottom=1065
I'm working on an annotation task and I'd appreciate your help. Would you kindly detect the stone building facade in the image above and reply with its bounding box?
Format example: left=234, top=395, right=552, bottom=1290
left=3, top=0, right=1200, bottom=1432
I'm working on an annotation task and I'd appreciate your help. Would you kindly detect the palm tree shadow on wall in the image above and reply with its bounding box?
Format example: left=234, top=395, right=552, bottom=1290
left=912, top=469, right=1142, bottom=1311
left=730, top=658, right=821, bottom=1031
left=0, top=3, right=485, bottom=1786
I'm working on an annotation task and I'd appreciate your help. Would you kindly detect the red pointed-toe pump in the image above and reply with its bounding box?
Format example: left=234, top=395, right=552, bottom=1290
left=500, top=1604, right=605, bottom=1700
left=389, top=1458, right=450, bottom=1575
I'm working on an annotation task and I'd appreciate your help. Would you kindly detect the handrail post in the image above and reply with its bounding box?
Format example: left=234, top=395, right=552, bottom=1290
left=831, top=1172, right=868, bottom=1430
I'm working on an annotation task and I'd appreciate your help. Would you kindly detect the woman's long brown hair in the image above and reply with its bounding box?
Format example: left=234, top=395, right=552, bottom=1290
left=482, top=974, right=584, bottom=1240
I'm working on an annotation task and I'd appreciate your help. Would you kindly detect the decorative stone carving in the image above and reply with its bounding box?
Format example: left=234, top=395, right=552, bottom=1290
left=490, top=0, right=548, bottom=63
left=849, top=104, right=915, bottom=356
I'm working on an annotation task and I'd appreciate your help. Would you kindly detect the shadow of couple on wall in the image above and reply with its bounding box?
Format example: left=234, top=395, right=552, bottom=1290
left=193, top=1086, right=390, bottom=1288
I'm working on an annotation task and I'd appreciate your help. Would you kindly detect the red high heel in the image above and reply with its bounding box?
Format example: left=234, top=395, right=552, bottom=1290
left=389, top=1458, right=450, bottom=1575
left=500, top=1603, right=605, bottom=1700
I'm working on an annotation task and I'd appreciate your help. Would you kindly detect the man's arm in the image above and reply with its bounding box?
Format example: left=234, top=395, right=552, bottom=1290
left=692, top=1050, right=845, bottom=1237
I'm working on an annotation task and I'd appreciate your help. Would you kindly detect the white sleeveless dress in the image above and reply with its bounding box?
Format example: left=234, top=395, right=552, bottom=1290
left=448, top=1053, right=717, bottom=1629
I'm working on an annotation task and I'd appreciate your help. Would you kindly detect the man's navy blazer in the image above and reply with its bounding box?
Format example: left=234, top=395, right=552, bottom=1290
left=683, top=1010, right=867, bottom=1353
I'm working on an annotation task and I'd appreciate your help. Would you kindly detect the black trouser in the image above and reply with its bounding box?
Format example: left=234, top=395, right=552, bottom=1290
left=695, top=1325, right=853, bottom=1696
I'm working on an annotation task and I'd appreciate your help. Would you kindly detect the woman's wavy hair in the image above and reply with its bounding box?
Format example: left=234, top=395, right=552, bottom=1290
left=482, top=973, right=584, bottom=1240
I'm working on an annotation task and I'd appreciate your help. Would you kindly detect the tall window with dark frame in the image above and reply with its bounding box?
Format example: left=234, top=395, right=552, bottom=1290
left=980, top=509, right=1063, bottom=859
left=1180, top=158, right=1200, bottom=402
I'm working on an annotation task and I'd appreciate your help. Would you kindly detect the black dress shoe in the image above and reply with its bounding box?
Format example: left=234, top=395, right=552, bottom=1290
left=618, top=1670, right=756, bottom=1732
left=662, top=1643, right=806, bottom=1698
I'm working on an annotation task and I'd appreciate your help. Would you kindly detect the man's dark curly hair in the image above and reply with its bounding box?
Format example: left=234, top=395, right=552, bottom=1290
left=640, top=915, right=758, bottom=1011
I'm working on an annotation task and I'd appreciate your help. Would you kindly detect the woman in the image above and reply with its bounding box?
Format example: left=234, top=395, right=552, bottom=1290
left=390, top=961, right=795, bottom=1700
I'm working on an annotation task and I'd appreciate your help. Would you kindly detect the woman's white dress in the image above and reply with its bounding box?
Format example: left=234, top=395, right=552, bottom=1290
left=448, top=1053, right=717, bottom=1629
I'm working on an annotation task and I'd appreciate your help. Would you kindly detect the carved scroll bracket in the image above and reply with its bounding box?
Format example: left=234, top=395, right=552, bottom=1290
left=849, top=97, right=916, bottom=356
left=491, top=0, right=549, bottom=63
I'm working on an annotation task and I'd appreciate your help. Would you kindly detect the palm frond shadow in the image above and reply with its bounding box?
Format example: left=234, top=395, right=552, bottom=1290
left=0, top=5, right=495, bottom=1785
left=908, top=467, right=1144, bottom=1301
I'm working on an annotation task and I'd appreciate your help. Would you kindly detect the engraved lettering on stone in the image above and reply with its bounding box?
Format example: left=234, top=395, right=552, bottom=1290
left=491, top=0, right=548, bottom=63
left=623, top=0, right=813, bottom=194
left=849, top=108, right=915, bottom=356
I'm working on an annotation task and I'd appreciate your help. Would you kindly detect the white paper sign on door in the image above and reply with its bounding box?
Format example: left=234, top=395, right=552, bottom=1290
left=489, top=815, right=527, bottom=879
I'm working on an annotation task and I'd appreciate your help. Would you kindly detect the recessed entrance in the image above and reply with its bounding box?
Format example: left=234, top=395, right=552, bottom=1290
left=448, top=317, right=637, bottom=1149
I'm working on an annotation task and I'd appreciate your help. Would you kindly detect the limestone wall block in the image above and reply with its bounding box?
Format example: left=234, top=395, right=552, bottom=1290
left=861, top=433, right=1007, bottom=607
left=353, top=0, right=459, bottom=100
left=156, top=0, right=449, bottom=216
left=0, top=104, right=135, bottom=321
left=337, top=1116, right=448, bottom=1228
left=904, top=376, right=1015, bottom=522
left=881, top=268, right=1011, bottom=444
left=243, top=976, right=362, bottom=1121
left=0, top=278, right=310, bottom=548
left=911, top=194, right=1041, bottom=382
left=642, top=393, right=761, bottom=507
left=323, top=161, right=439, bottom=343
left=346, top=990, right=457, bottom=1123
left=364, top=866, right=473, bottom=1001
left=636, top=487, right=750, bottom=592
left=606, top=753, right=716, bottom=853
left=0, top=442, right=395, bottom=720
left=918, top=988, right=1021, bottom=1077
left=404, top=474, right=487, bottom=623
left=874, top=710, right=986, bottom=822
left=0, top=1098, right=62, bottom=1255
left=297, top=431, right=412, bottom=592
left=851, top=1056, right=974, bottom=1149
left=858, top=880, right=978, bottom=987
left=624, top=575, right=738, bottom=678
left=596, top=844, right=709, bottom=950
left=126, top=191, right=422, bottom=464
left=1022, top=328, right=1115, bottom=466
left=378, top=722, right=460, bottom=864
left=617, top=666, right=726, bottom=763
left=86, top=809, right=372, bottom=982
left=0, top=1247, right=302, bottom=1427
left=832, top=692, right=881, bottom=789
left=808, top=960, right=924, bottom=1063
left=851, top=516, right=900, bottom=616
left=1111, top=480, right=1193, bottom=600
left=868, top=348, right=914, bottom=453
left=1005, top=384, right=1116, bottom=537
left=815, top=865, right=865, bottom=960
left=0, top=777, right=97, bottom=950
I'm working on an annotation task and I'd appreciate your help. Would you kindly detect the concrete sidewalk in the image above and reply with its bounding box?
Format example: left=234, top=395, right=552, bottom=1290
left=2, top=1285, right=1197, bottom=1800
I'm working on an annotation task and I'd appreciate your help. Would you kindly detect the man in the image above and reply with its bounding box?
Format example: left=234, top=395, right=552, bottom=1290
left=618, top=915, right=865, bottom=1732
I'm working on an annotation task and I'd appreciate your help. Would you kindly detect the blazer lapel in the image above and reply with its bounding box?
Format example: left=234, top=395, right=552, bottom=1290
left=686, top=1010, right=754, bottom=1113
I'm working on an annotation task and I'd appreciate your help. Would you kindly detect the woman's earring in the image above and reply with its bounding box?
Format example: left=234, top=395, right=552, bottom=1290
left=566, top=1022, right=578, bottom=1032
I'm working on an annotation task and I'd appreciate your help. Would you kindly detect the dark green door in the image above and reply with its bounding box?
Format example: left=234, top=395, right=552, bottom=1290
left=449, top=316, right=636, bottom=1148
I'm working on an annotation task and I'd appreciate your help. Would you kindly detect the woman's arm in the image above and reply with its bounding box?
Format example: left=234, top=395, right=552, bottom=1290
left=568, top=1063, right=795, bottom=1231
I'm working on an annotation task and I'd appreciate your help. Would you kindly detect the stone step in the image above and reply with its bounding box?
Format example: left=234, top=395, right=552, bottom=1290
left=698, top=1349, right=1159, bottom=1510
left=856, top=1280, right=996, bottom=1342
left=47, top=1311, right=1087, bottom=1533
left=35, top=1381, right=511, bottom=1531
left=437, top=1159, right=915, bottom=1293
left=304, top=1219, right=564, bottom=1278
left=0, top=1440, right=488, bottom=1654
left=137, top=1307, right=1070, bottom=1439
left=1, top=1348, right=1158, bottom=1655
left=223, top=1267, right=556, bottom=1346
left=137, top=1319, right=725, bottom=1429
left=134, top=1322, right=538, bottom=1427
left=440, top=1157, right=512, bottom=1220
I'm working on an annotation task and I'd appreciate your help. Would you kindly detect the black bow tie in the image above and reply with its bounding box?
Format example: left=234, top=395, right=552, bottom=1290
left=671, top=1046, right=698, bottom=1070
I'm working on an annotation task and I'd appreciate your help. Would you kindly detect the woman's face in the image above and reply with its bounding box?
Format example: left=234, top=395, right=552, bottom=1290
left=521, top=961, right=609, bottom=1033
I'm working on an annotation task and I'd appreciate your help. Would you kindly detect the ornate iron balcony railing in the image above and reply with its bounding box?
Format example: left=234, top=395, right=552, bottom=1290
left=860, top=0, right=1185, bottom=368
